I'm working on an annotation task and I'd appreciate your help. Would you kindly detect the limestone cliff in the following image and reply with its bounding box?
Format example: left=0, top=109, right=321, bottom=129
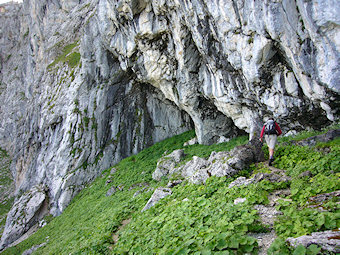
left=0, top=0, right=339, bottom=249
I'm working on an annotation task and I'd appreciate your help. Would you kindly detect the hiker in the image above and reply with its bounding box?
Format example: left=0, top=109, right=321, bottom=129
left=259, top=117, right=282, bottom=166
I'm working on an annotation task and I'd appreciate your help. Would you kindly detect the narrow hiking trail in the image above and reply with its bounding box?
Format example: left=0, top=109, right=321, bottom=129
left=112, top=218, right=132, bottom=244
left=251, top=164, right=291, bottom=254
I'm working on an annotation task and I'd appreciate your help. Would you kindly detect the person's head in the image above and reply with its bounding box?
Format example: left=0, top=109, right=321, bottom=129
left=263, top=115, right=274, bottom=122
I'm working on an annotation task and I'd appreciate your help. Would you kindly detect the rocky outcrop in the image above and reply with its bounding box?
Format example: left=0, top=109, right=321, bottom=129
left=229, top=166, right=291, bottom=189
left=286, top=230, right=340, bottom=253
left=22, top=242, right=47, bottom=255
left=153, top=139, right=264, bottom=183
left=152, top=149, right=185, bottom=181
left=0, top=0, right=339, bottom=248
left=141, top=187, right=172, bottom=212
left=289, top=129, right=340, bottom=147
left=0, top=185, right=48, bottom=250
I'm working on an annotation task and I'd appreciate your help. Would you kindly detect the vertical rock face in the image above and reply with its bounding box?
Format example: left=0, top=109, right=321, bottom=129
left=0, top=0, right=339, bottom=248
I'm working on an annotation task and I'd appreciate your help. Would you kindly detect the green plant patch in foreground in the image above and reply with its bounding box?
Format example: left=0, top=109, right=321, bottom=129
left=112, top=178, right=288, bottom=254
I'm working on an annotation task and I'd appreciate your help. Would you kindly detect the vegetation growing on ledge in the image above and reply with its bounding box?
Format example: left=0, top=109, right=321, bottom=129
left=47, top=42, right=81, bottom=70
left=0, top=148, right=14, bottom=239
left=1, top=126, right=339, bottom=255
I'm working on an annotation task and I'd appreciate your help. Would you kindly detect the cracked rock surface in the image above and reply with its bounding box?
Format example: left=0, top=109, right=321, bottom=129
left=0, top=0, right=339, bottom=248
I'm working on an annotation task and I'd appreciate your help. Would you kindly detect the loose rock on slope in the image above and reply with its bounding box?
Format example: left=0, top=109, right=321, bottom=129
left=153, top=139, right=264, bottom=184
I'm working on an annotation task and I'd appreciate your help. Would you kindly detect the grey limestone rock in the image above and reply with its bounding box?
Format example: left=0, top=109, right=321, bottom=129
left=0, top=185, right=48, bottom=250
left=183, top=137, right=198, bottom=146
left=286, top=230, right=340, bottom=253
left=234, top=198, right=247, bottom=205
left=141, top=187, right=172, bottom=212
left=153, top=139, right=265, bottom=184
left=0, top=0, right=339, bottom=247
left=105, top=186, right=117, bottom=197
left=152, top=149, right=185, bottom=181
left=254, top=204, right=282, bottom=227
left=21, top=242, right=47, bottom=255
left=228, top=176, right=255, bottom=189
left=179, top=156, right=210, bottom=184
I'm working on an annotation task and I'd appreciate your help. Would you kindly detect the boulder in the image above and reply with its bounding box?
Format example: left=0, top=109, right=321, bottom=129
left=217, top=136, right=230, bottom=144
left=105, top=186, right=117, bottom=197
left=179, top=156, right=210, bottom=183
left=152, top=149, right=185, bottom=181
left=183, top=137, right=198, bottom=146
left=141, top=188, right=172, bottom=212
left=229, top=176, right=255, bottom=188
left=292, top=129, right=340, bottom=147
left=207, top=151, right=237, bottom=177
left=152, top=139, right=265, bottom=184
left=22, top=242, right=47, bottom=255
left=234, top=198, right=247, bottom=205
left=286, top=230, right=340, bottom=253
left=253, top=172, right=291, bottom=183
left=0, top=185, right=48, bottom=250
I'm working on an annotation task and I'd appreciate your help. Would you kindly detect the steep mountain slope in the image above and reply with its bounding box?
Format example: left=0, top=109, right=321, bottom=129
left=0, top=0, right=339, bottom=248
left=1, top=127, right=339, bottom=254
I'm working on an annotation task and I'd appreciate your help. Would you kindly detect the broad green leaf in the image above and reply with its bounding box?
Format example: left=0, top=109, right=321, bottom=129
left=228, top=236, right=239, bottom=249
left=200, top=248, right=212, bottom=255
left=214, top=251, right=230, bottom=255
left=216, top=238, right=228, bottom=250
left=306, top=244, right=321, bottom=255
left=242, top=244, right=255, bottom=252
left=293, top=245, right=306, bottom=255
left=315, top=214, right=325, bottom=227
left=175, top=247, right=190, bottom=255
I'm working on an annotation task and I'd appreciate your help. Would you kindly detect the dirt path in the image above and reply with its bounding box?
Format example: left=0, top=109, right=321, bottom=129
left=252, top=163, right=291, bottom=254
left=112, top=218, right=131, bottom=244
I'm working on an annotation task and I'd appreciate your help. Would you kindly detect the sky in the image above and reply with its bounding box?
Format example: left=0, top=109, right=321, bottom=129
left=0, top=0, right=23, bottom=4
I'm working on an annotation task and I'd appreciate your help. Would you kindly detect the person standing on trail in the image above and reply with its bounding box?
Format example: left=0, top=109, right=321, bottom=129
left=259, top=117, right=282, bottom=166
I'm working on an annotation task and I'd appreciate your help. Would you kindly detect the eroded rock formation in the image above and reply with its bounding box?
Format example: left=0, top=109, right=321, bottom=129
left=0, top=0, right=339, bottom=248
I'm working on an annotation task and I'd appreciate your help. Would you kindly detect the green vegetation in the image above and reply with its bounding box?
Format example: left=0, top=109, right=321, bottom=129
left=67, top=52, right=81, bottom=68
left=47, top=42, right=81, bottom=70
left=113, top=178, right=287, bottom=254
left=1, top=127, right=339, bottom=254
left=23, top=29, right=29, bottom=39
left=0, top=148, right=14, bottom=238
left=266, top=131, right=340, bottom=254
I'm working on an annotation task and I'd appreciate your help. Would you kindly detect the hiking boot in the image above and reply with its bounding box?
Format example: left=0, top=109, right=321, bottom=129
left=269, top=157, right=274, bottom=166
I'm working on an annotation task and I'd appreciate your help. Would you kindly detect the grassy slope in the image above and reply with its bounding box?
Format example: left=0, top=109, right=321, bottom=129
left=0, top=148, right=14, bottom=239
left=1, top=128, right=339, bottom=255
